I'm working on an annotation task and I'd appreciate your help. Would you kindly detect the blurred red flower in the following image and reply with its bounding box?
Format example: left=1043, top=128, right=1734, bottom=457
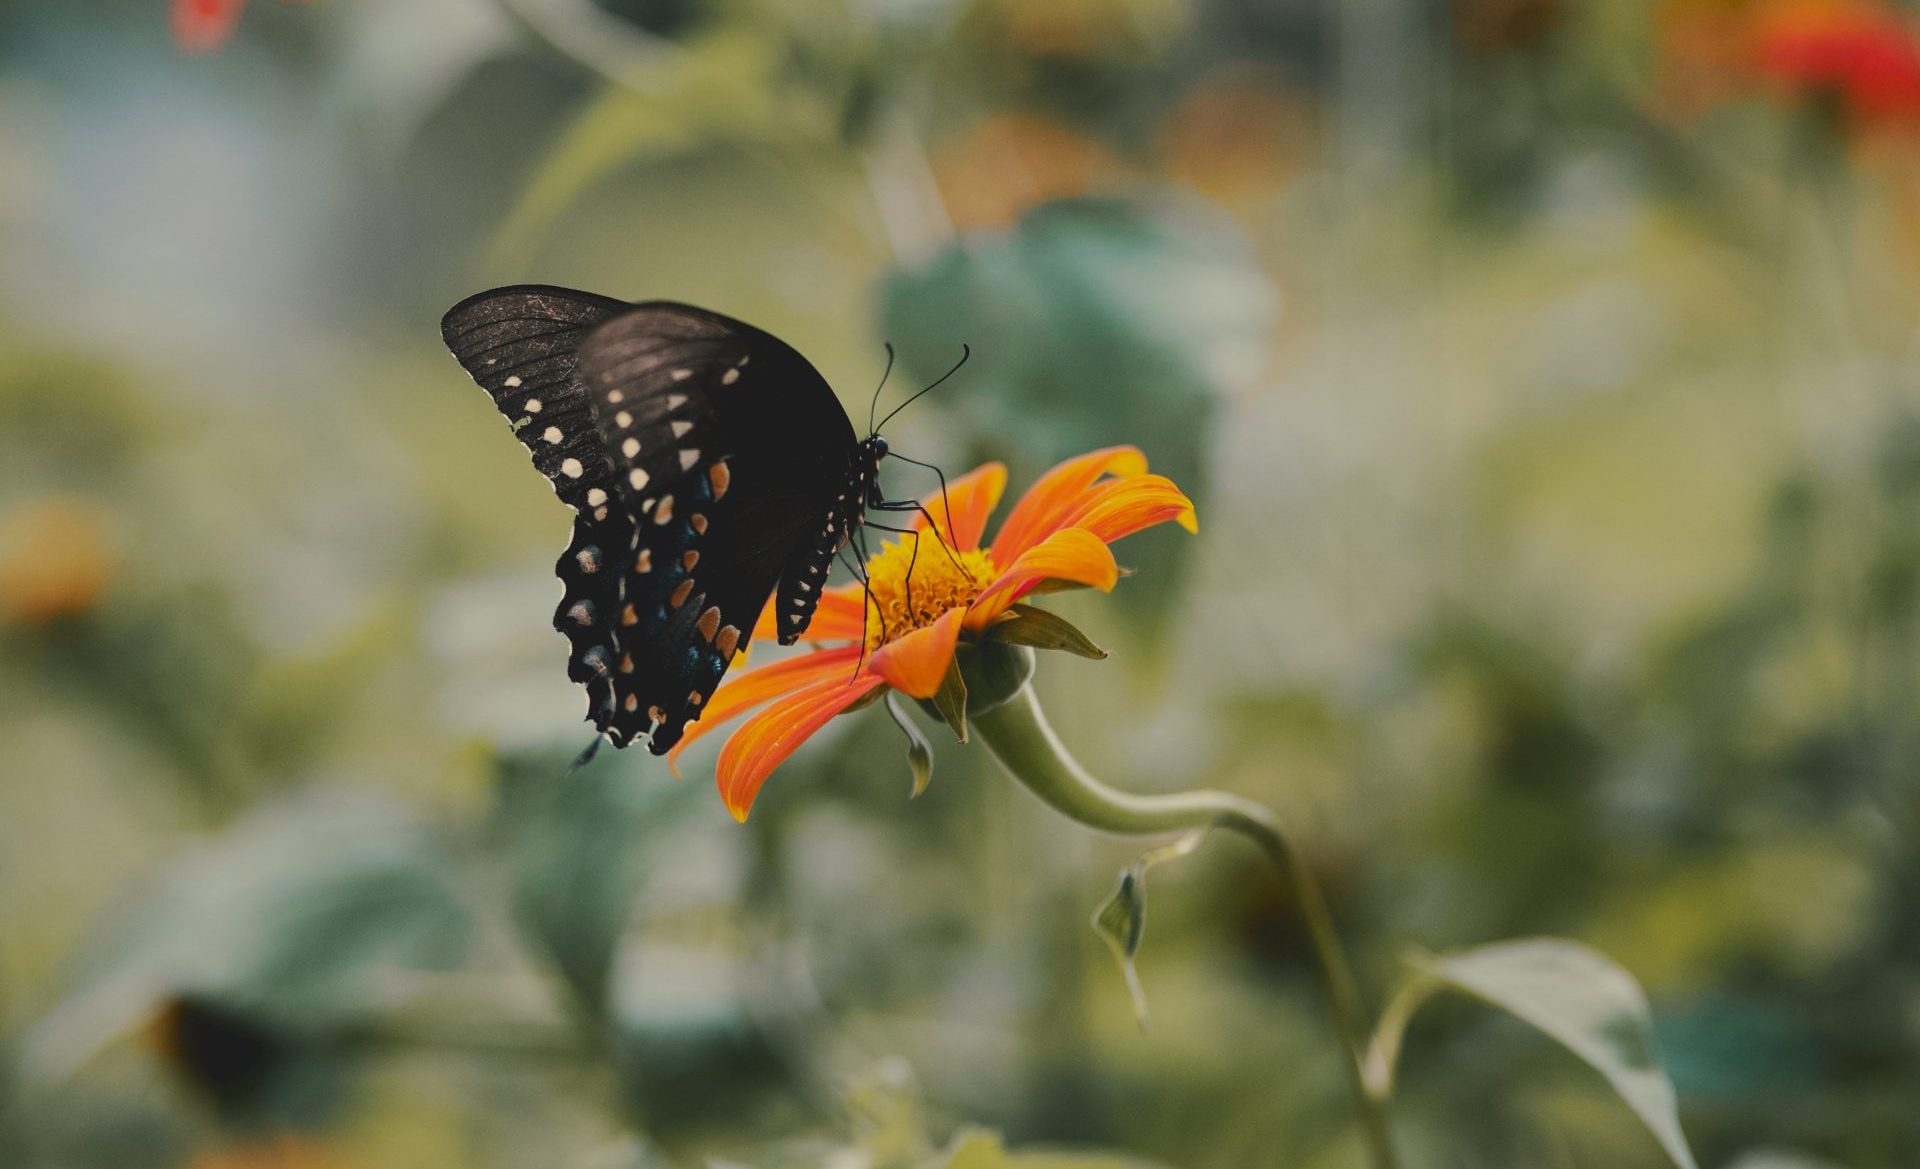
left=171, top=0, right=249, bottom=53
left=1658, top=0, right=1920, bottom=134
left=1750, top=0, right=1920, bottom=126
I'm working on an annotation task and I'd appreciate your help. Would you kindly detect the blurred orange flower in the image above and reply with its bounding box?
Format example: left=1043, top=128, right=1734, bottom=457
left=934, top=114, right=1122, bottom=231
left=188, top=1136, right=348, bottom=1169
left=1159, top=71, right=1315, bottom=212
left=668, top=447, right=1197, bottom=821
left=0, top=497, right=112, bottom=626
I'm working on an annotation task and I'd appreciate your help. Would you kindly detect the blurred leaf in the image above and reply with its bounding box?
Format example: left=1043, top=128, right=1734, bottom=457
left=845, top=1057, right=932, bottom=1167
left=495, top=744, right=701, bottom=1013
left=880, top=198, right=1274, bottom=641
left=1366, top=938, right=1700, bottom=1169
left=488, top=29, right=790, bottom=270
left=1721, top=1152, right=1846, bottom=1169
left=25, top=794, right=470, bottom=1081
left=884, top=692, right=935, bottom=797
left=325, top=0, right=516, bottom=161
left=985, top=604, right=1109, bottom=659
left=1089, top=830, right=1206, bottom=1029
left=926, top=1129, right=1174, bottom=1169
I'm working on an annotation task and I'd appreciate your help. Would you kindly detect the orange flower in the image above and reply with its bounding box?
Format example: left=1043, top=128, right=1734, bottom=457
left=668, top=446, right=1198, bottom=821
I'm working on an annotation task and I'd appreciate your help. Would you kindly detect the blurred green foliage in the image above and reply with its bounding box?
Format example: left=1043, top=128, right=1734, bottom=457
left=4, top=0, right=1920, bottom=1167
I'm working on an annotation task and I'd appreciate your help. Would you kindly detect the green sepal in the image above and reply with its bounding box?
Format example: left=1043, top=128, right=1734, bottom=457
left=917, top=656, right=969, bottom=743
left=884, top=692, right=935, bottom=798
left=986, top=605, right=1110, bottom=660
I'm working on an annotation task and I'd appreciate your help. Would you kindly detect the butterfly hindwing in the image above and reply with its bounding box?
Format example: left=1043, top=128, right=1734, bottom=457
left=573, top=303, right=862, bottom=753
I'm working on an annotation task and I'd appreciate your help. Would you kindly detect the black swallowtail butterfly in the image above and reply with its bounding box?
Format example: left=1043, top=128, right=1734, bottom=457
left=441, top=285, right=948, bottom=755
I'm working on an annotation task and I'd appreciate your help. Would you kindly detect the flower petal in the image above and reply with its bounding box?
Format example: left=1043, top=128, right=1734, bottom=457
left=667, top=645, right=864, bottom=775
left=716, top=673, right=884, bottom=820
left=750, top=583, right=870, bottom=645
left=989, top=446, right=1149, bottom=565
left=1054, top=474, right=1199, bottom=544
left=967, top=527, right=1118, bottom=628
left=867, top=606, right=966, bottom=698
left=909, top=462, right=1006, bottom=553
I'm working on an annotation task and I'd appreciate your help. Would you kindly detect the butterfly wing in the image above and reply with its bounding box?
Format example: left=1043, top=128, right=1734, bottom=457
left=441, top=285, right=639, bottom=737
left=574, top=302, right=861, bottom=753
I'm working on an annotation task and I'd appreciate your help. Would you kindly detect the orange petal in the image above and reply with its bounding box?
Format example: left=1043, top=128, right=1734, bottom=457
left=966, top=527, right=1118, bottom=629
left=1053, top=474, right=1199, bottom=544
left=750, top=583, right=871, bottom=645
left=667, top=645, right=864, bottom=775
left=716, top=673, right=884, bottom=820
left=908, top=462, right=1006, bottom=553
left=990, top=446, right=1149, bottom=565
left=867, top=606, right=966, bottom=698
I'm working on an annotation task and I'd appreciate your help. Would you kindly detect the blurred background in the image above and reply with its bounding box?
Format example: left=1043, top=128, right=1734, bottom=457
left=3, top=0, right=1920, bottom=1166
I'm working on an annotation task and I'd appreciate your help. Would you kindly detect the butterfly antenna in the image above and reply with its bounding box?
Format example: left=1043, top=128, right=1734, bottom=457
left=868, top=342, right=896, bottom=435
left=875, top=345, right=969, bottom=434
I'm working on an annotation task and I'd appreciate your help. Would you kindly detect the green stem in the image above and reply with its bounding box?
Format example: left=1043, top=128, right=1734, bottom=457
left=971, top=684, right=1398, bottom=1169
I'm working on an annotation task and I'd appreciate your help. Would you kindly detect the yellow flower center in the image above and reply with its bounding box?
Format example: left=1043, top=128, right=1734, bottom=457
left=861, top=533, right=997, bottom=649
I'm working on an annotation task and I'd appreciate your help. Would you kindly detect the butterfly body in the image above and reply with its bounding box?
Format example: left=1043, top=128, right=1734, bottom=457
left=442, top=286, right=895, bottom=754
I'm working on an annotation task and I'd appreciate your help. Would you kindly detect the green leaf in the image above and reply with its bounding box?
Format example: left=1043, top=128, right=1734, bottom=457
left=986, top=605, right=1109, bottom=660
left=880, top=198, right=1275, bottom=642
left=1089, top=831, right=1207, bottom=1029
left=1365, top=938, right=1700, bottom=1169
left=495, top=744, right=700, bottom=1014
left=884, top=692, right=936, bottom=797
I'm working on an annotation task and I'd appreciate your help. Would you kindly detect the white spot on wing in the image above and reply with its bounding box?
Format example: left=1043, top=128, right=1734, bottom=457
left=629, top=468, right=649, bottom=491
left=671, top=420, right=693, bottom=438
left=524, top=398, right=542, bottom=413
left=543, top=427, right=562, bottom=444
left=721, top=368, right=740, bottom=385
left=671, top=368, right=691, bottom=381
left=615, top=411, right=633, bottom=428
left=587, top=488, right=608, bottom=506
left=622, top=437, right=640, bottom=458
left=679, top=449, right=700, bottom=471
left=504, top=375, right=522, bottom=388
left=560, top=458, right=584, bottom=478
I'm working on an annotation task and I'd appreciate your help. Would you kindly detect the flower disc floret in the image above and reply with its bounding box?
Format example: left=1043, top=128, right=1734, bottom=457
left=862, top=542, right=997, bottom=649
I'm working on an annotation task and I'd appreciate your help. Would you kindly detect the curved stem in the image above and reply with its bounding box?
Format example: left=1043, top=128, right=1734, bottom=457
left=971, top=685, right=1398, bottom=1169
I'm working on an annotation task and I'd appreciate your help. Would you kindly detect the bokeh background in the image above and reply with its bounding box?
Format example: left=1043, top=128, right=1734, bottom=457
left=4, top=0, right=1920, bottom=1166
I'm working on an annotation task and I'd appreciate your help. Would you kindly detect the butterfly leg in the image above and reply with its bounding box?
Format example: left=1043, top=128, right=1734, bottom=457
left=879, top=453, right=964, bottom=572
left=863, top=519, right=930, bottom=616
left=867, top=499, right=970, bottom=576
left=839, top=546, right=876, bottom=681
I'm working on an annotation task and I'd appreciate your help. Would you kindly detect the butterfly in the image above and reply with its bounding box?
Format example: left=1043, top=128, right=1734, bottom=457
left=441, top=285, right=952, bottom=755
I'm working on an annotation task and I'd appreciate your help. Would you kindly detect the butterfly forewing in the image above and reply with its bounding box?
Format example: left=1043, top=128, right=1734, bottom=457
left=442, top=286, right=641, bottom=737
